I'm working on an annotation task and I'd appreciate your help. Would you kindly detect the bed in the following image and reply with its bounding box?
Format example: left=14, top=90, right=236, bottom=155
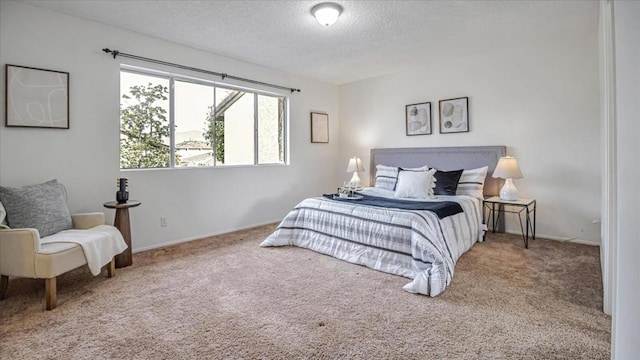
left=260, top=146, right=506, bottom=296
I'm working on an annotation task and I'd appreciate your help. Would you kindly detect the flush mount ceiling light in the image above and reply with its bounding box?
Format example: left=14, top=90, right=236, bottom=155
left=311, top=2, right=343, bottom=27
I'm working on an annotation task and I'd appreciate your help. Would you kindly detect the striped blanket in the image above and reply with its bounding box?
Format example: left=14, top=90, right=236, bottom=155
left=260, top=189, right=484, bottom=296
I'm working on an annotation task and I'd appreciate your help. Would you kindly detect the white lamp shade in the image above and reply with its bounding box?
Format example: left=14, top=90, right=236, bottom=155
left=312, top=3, right=342, bottom=26
left=346, top=157, right=365, bottom=173
left=492, top=156, right=523, bottom=179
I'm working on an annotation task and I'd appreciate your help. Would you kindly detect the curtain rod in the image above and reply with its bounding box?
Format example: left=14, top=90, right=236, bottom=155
left=102, top=48, right=301, bottom=93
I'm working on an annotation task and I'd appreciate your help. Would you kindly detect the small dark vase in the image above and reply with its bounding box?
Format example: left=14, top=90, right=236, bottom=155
left=116, top=178, right=129, bottom=204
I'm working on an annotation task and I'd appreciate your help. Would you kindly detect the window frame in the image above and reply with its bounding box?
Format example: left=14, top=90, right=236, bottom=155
left=119, top=65, right=289, bottom=170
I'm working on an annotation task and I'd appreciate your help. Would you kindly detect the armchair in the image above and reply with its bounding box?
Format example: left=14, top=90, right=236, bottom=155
left=0, top=180, right=127, bottom=310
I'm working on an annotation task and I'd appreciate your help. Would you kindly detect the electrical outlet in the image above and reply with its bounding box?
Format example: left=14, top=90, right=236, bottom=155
left=160, top=217, right=167, bottom=227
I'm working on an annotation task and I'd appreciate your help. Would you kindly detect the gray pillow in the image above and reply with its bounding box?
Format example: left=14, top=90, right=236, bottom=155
left=0, top=179, right=73, bottom=237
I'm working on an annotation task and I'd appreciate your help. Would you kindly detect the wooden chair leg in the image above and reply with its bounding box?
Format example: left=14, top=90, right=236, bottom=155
left=0, top=275, right=8, bottom=300
left=45, top=277, right=57, bottom=310
left=107, top=258, right=115, bottom=278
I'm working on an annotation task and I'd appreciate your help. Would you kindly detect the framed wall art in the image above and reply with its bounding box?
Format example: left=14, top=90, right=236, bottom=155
left=310, top=111, right=329, bottom=143
left=405, top=101, right=432, bottom=136
left=439, top=97, right=469, bottom=134
left=5, top=64, right=69, bottom=129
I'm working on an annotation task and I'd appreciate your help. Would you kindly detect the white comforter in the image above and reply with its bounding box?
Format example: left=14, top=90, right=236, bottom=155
left=260, top=188, right=484, bottom=296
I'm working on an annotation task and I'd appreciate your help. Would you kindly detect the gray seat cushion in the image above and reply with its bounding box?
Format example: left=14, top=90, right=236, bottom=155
left=0, top=179, right=73, bottom=237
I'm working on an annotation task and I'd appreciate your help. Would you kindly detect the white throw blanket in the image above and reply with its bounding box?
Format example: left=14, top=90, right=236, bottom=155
left=40, top=225, right=128, bottom=275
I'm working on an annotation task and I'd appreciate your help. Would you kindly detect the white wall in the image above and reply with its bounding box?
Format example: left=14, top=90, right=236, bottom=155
left=612, top=0, right=640, bottom=357
left=0, top=1, right=340, bottom=250
left=338, top=14, right=601, bottom=243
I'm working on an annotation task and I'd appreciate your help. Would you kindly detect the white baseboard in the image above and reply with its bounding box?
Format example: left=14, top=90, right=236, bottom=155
left=132, top=219, right=281, bottom=254
left=132, top=221, right=600, bottom=253
left=501, top=230, right=600, bottom=247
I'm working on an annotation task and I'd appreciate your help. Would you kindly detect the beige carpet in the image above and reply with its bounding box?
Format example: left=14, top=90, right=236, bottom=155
left=0, top=224, right=610, bottom=359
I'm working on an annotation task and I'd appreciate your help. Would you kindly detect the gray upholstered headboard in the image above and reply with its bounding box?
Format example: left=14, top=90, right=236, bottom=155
left=369, top=146, right=507, bottom=196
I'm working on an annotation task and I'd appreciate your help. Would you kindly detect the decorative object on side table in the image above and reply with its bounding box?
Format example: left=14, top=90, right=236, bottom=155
left=103, top=200, right=141, bottom=268
left=405, top=101, right=432, bottom=135
left=346, top=157, right=365, bottom=188
left=492, top=156, right=524, bottom=201
left=439, top=97, right=469, bottom=134
left=116, top=178, right=129, bottom=203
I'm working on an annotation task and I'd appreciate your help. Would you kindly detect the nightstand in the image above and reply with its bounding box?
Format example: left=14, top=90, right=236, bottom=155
left=483, top=196, right=536, bottom=248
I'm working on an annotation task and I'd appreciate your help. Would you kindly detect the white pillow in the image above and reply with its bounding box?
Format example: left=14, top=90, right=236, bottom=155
left=375, top=164, right=431, bottom=191
left=374, top=165, right=399, bottom=190
left=394, top=169, right=436, bottom=199
left=400, top=166, right=435, bottom=196
left=456, top=166, right=489, bottom=199
left=401, top=165, right=430, bottom=171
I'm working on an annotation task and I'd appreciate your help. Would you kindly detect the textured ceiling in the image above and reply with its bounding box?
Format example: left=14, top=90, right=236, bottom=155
left=22, top=0, right=597, bottom=85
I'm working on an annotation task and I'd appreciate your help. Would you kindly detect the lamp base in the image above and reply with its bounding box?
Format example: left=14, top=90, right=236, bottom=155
left=350, top=172, right=361, bottom=188
left=499, top=178, right=519, bottom=201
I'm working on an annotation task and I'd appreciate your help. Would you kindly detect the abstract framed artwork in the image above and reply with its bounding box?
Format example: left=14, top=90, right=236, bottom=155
left=310, top=111, right=329, bottom=143
left=439, top=97, right=469, bottom=134
left=405, top=101, right=432, bottom=136
left=5, top=64, right=69, bottom=129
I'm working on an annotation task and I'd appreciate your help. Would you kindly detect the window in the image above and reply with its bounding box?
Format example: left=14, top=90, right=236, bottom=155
left=119, top=72, right=170, bottom=168
left=119, top=68, right=288, bottom=169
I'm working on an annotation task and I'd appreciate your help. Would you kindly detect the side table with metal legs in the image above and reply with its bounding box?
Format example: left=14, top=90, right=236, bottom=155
left=483, top=196, right=536, bottom=248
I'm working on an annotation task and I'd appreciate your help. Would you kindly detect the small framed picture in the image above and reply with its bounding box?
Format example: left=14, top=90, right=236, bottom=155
left=405, top=102, right=432, bottom=136
left=6, top=64, right=69, bottom=129
left=439, top=97, right=469, bottom=134
left=310, top=112, right=329, bottom=143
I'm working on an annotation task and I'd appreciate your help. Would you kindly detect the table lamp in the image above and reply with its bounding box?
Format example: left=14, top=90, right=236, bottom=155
left=346, top=157, right=365, bottom=188
left=492, top=156, right=523, bottom=201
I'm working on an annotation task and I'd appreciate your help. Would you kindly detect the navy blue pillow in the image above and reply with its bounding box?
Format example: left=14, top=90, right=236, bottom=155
left=433, top=169, right=464, bottom=196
